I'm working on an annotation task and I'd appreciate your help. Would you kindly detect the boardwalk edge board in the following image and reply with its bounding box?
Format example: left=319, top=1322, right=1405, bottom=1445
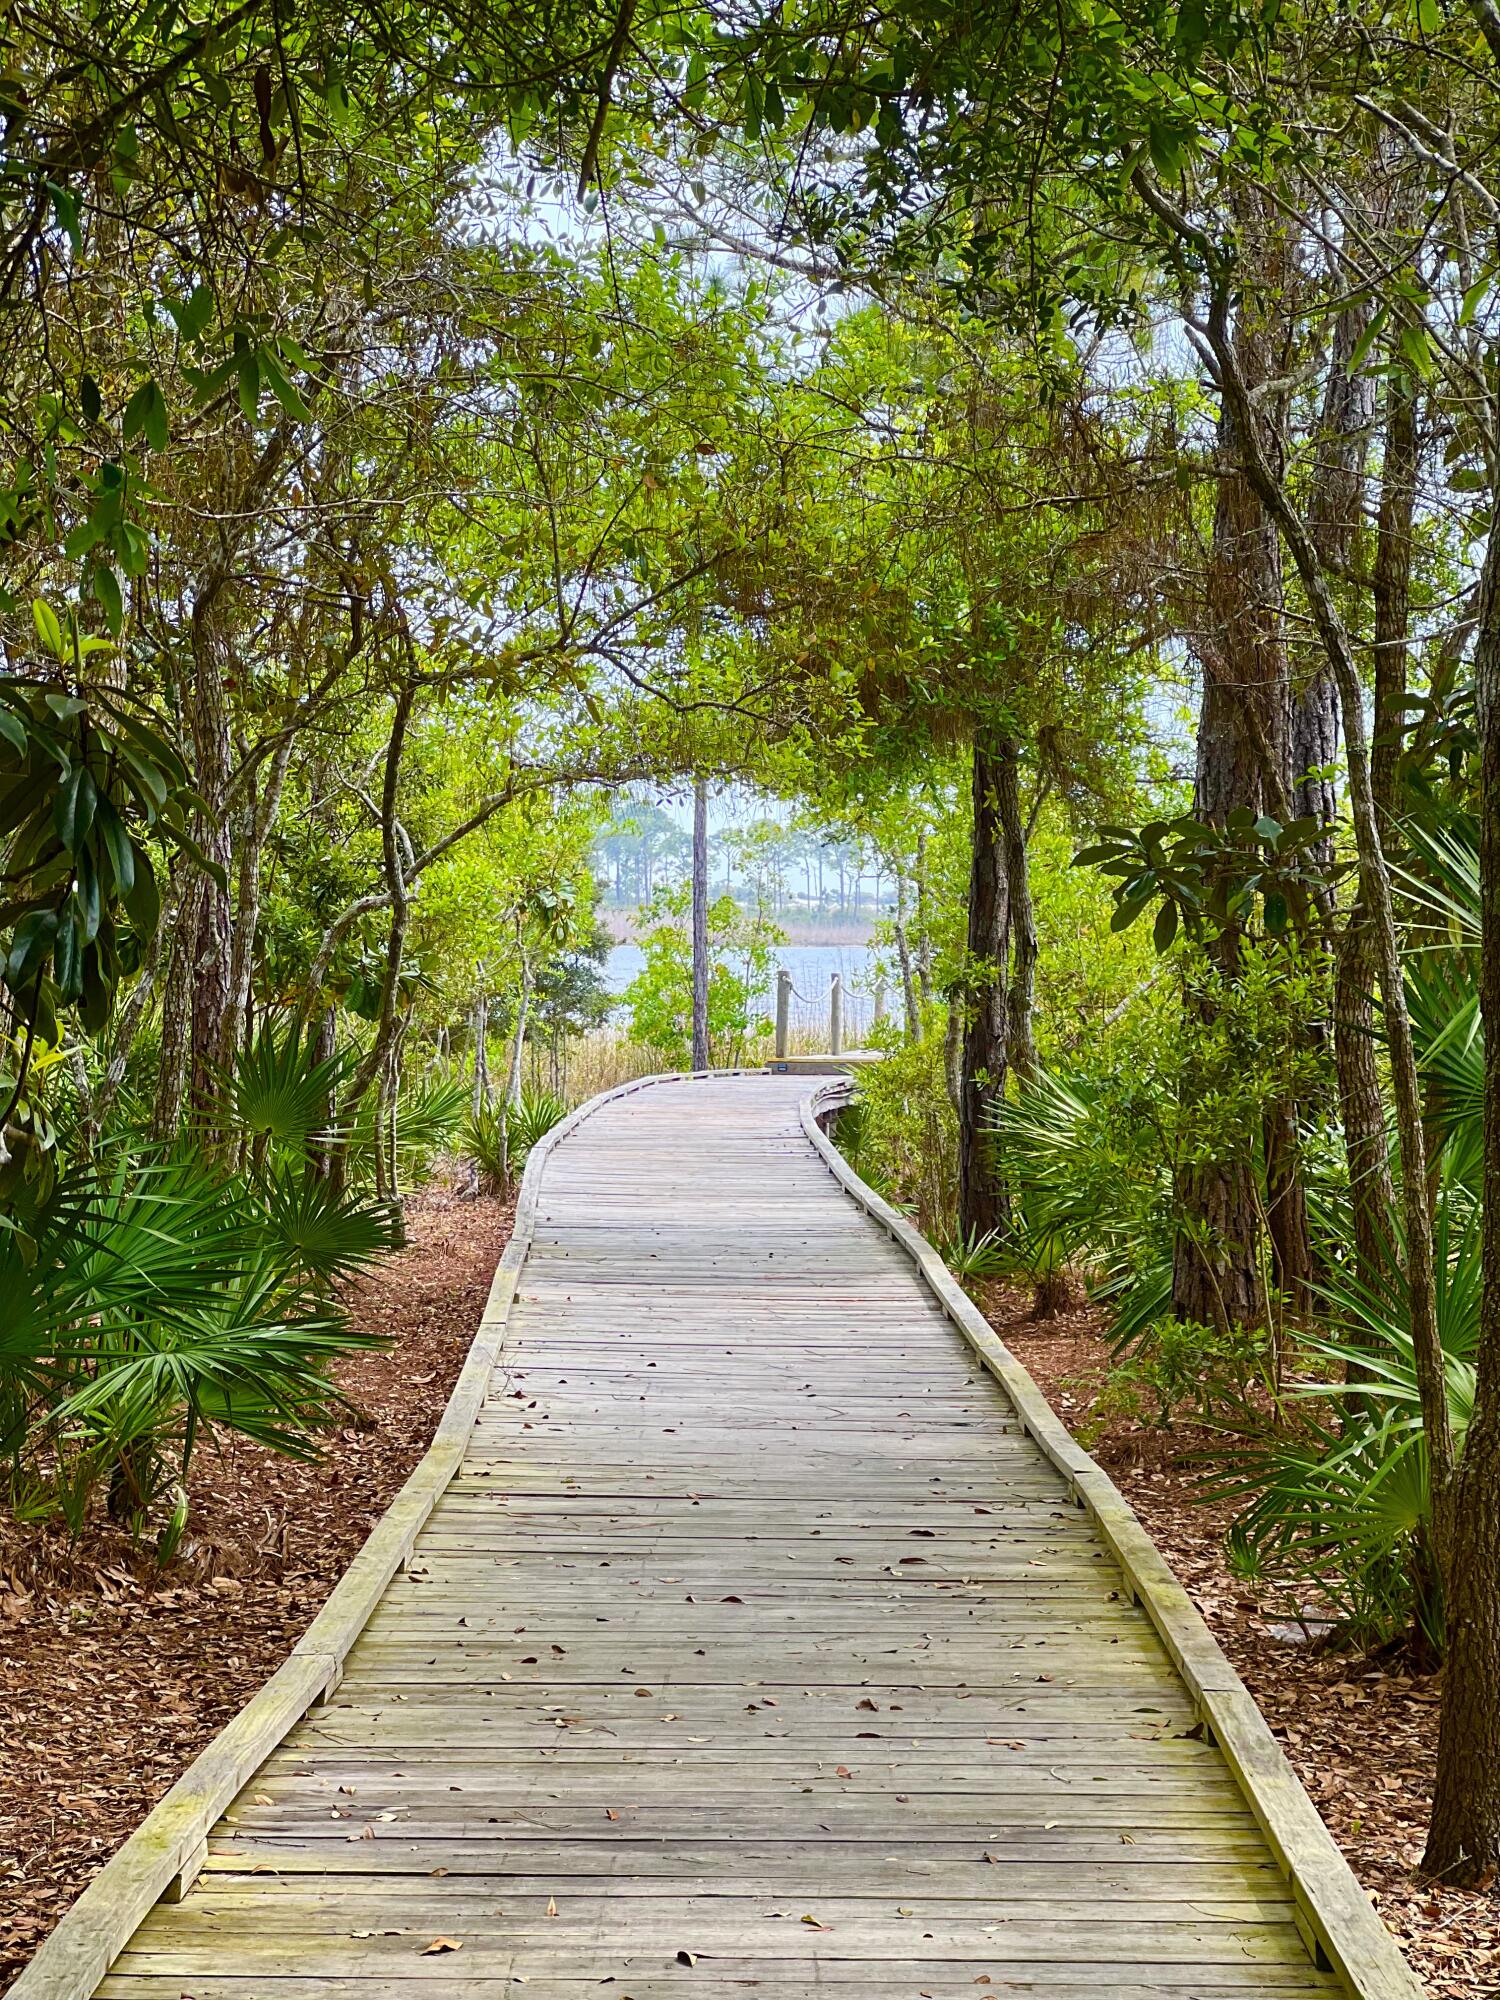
left=801, top=1077, right=1423, bottom=2000
left=9, top=1070, right=722, bottom=2000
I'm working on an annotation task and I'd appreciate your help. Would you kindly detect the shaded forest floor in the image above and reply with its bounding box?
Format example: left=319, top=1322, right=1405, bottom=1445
left=989, top=1282, right=1490, bottom=1999
left=0, top=1184, right=513, bottom=1986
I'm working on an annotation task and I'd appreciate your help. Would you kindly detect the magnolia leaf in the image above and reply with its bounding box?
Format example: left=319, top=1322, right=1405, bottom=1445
left=92, top=565, right=124, bottom=635
left=123, top=851, right=161, bottom=936
left=54, top=766, right=98, bottom=851
left=94, top=795, right=136, bottom=897
left=123, top=377, right=169, bottom=453
left=32, top=598, right=64, bottom=660
left=53, top=909, right=84, bottom=999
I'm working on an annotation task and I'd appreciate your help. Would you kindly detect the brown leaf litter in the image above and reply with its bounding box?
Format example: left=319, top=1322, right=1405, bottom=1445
left=0, top=1183, right=512, bottom=1985
left=988, top=1280, right=1493, bottom=1999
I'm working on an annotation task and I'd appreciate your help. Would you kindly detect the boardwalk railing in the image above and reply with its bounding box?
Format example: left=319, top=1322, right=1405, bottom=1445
left=13, top=1069, right=1422, bottom=2000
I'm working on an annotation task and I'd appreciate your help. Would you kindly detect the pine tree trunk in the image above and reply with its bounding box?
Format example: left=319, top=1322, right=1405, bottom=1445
left=153, top=868, right=205, bottom=1141
left=1423, top=501, right=1500, bottom=1883
left=185, top=591, right=236, bottom=1130
left=1172, top=193, right=1305, bottom=1331
left=1174, top=940, right=1266, bottom=1333
left=1297, top=289, right=1377, bottom=868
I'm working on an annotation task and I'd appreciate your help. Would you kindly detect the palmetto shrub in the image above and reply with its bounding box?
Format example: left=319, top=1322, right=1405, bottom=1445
left=464, top=1088, right=568, bottom=1193
left=226, top=1021, right=468, bottom=1192
left=510, top=1087, right=568, bottom=1163
left=1211, top=1200, right=1477, bottom=1653
left=987, top=1066, right=1173, bottom=1339
left=831, top=1095, right=894, bottom=1198
left=228, top=1019, right=351, bottom=1159
left=346, top=1072, right=469, bottom=1187
left=463, top=1101, right=509, bottom=1194
left=935, top=1222, right=1008, bottom=1291
left=1197, top=817, right=1480, bottom=1653
left=0, top=1148, right=391, bottom=1555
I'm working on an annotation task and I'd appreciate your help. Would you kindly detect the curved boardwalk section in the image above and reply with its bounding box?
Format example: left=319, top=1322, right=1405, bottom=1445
left=56, top=1075, right=1404, bottom=1999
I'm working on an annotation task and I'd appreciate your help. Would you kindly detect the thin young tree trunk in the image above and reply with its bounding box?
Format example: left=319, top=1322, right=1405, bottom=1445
left=690, top=775, right=710, bottom=1070
left=1423, top=501, right=1500, bottom=1883
left=1192, top=258, right=1455, bottom=1557
left=942, top=993, right=963, bottom=1119
left=914, top=829, right=933, bottom=1007
left=180, top=421, right=295, bottom=1127
left=958, top=726, right=1015, bottom=1240
left=332, top=683, right=416, bottom=1193
left=893, top=872, right=923, bottom=1043
left=1338, top=375, right=1415, bottom=1277
left=153, top=867, right=206, bottom=1141
left=307, top=1006, right=337, bottom=1181
left=472, top=985, right=491, bottom=1117
left=224, top=734, right=295, bottom=1070
left=997, top=758, right=1038, bottom=1087
left=506, top=953, right=530, bottom=1110
left=90, top=875, right=181, bottom=1145
left=293, top=774, right=525, bottom=1040
left=187, top=634, right=232, bottom=1118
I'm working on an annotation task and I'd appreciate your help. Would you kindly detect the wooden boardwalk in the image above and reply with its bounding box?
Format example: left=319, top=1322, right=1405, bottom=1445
left=71, top=1075, right=1389, bottom=1998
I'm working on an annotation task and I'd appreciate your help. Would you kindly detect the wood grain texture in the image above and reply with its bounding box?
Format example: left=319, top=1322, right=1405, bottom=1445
left=22, top=1073, right=1415, bottom=2000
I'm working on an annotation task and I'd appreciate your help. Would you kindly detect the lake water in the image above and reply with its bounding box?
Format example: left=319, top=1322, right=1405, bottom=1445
left=604, top=939, right=884, bottom=1039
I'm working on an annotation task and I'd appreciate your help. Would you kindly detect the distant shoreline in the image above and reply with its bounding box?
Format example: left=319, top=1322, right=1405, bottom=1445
left=600, top=908, right=879, bottom=947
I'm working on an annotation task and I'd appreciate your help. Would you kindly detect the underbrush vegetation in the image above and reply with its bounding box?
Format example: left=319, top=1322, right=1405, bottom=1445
left=0, top=1017, right=491, bottom=1557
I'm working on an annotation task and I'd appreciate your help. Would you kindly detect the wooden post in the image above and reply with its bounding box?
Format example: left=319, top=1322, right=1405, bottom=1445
left=775, top=968, right=791, bottom=1059
left=829, top=973, right=843, bottom=1056
left=873, top=976, right=886, bottom=1026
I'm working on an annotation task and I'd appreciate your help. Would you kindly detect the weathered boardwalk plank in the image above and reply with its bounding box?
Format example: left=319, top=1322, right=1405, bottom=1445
left=28, top=1074, right=1416, bottom=2000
